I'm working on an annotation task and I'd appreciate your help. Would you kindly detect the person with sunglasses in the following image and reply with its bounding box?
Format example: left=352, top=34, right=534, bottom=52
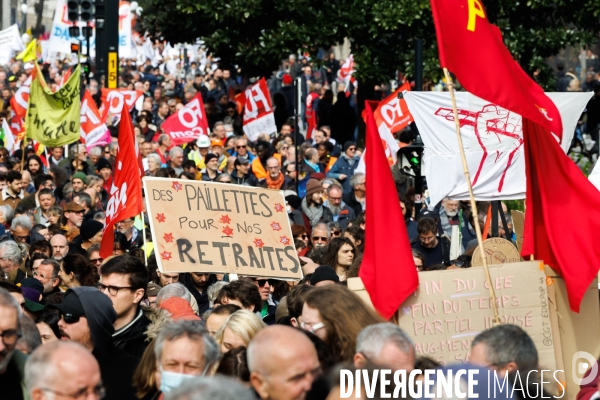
left=49, top=286, right=139, bottom=400
left=232, top=138, right=255, bottom=161
left=0, top=287, right=28, bottom=400
left=25, top=340, right=105, bottom=400
left=248, top=277, right=278, bottom=325
left=326, top=141, right=360, bottom=195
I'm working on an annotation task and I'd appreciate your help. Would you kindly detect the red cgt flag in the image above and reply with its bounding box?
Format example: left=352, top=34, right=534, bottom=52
left=359, top=101, right=418, bottom=320
left=99, top=107, right=144, bottom=258
left=522, top=119, right=600, bottom=312
left=430, top=0, right=563, bottom=139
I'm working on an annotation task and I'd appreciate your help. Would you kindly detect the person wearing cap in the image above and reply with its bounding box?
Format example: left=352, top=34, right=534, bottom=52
left=278, top=73, right=295, bottom=117
left=144, top=282, right=162, bottom=308
left=49, top=287, right=139, bottom=400
left=78, top=220, right=103, bottom=251
left=160, top=297, right=201, bottom=321
left=301, top=179, right=333, bottom=228
left=327, top=141, right=360, bottom=195
left=95, top=157, right=113, bottom=193
left=1, top=281, right=44, bottom=321
left=0, top=287, right=29, bottom=400
left=309, top=265, right=340, bottom=287
left=71, top=172, right=88, bottom=193
left=61, top=201, right=84, bottom=232
left=18, top=278, right=46, bottom=317
left=188, top=135, right=210, bottom=168
left=201, top=153, right=221, bottom=182
left=285, top=194, right=304, bottom=226
left=210, top=138, right=229, bottom=169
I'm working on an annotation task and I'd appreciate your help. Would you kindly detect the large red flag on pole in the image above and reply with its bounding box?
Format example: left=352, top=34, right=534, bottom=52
left=522, top=119, right=600, bottom=312
left=430, top=0, right=563, bottom=139
left=359, top=102, right=418, bottom=319
left=100, top=108, right=144, bottom=258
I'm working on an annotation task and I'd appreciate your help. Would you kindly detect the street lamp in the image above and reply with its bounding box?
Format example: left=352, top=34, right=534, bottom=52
left=20, top=1, right=28, bottom=34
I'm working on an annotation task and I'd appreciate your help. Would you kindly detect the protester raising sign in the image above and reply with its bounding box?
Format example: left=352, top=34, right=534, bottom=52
left=80, top=90, right=111, bottom=149
left=161, top=93, right=209, bottom=146
left=242, top=78, right=277, bottom=141
left=143, top=177, right=302, bottom=279
left=397, top=262, right=557, bottom=369
left=26, top=64, right=81, bottom=147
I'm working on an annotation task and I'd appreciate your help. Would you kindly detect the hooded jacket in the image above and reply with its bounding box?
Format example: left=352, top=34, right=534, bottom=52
left=112, top=307, right=152, bottom=360
left=180, top=273, right=218, bottom=314
left=73, top=287, right=139, bottom=400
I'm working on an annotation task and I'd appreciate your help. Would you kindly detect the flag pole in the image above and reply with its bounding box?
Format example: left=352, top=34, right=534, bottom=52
left=141, top=211, right=148, bottom=267
left=443, top=68, right=501, bottom=325
left=20, top=139, right=26, bottom=171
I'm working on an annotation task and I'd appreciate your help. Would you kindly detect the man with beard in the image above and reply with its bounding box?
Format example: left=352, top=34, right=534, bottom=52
left=35, top=259, right=62, bottom=301
left=258, top=157, right=294, bottom=190
left=50, top=234, right=69, bottom=262
left=325, top=184, right=355, bottom=230
left=62, top=202, right=84, bottom=232
left=410, top=217, right=450, bottom=269
left=0, top=287, right=28, bottom=399
left=438, top=198, right=460, bottom=237
left=301, top=179, right=332, bottom=228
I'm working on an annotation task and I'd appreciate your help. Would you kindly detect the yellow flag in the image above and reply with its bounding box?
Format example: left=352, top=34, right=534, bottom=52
left=26, top=64, right=81, bottom=147
left=16, top=39, right=37, bottom=63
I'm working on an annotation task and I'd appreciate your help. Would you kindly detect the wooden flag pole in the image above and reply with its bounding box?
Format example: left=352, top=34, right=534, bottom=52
left=141, top=212, right=148, bottom=267
left=20, top=139, right=26, bottom=171
left=443, top=68, right=501, bottom=326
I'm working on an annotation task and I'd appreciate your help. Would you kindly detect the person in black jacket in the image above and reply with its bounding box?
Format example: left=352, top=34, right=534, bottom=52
left=50, top=287, right=139, bottom=400
left=231, top=157, right=258, bottom=186
left=329, top=92, right=357, bottom=144
left=99, top=255, right=150, bottom=360
left=180, top=273, right=218, bottom=314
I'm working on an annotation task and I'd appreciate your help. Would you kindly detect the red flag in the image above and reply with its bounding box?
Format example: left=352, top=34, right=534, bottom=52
left=430, top=0, right=563, bottom=138
left=359, top=101, right=418, bottom=319
left=100, top=89, right=144, bottom=123
left=306, top=110, right=316, bottom=140
left=80, top=90, right=111, bottom=148
left=234, top=92, right=246, bottom=115
left=99, top=107, right=144, bottom=258
left=160, top=93, right=209, bottom=146
left=521, top=119, right=600, bottom=312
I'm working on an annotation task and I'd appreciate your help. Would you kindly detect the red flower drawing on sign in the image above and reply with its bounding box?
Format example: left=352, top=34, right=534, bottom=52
left=254, top=238, right=265, bottom=248
left=156, top=213, right=166, bottom=223
left=161, top=251, right=172, bottom=261
left=172, top=181, right=183, bottom=192
left=280, top=236, right=290, bottom=245
left=274, top=203, right=284, bottom=212
left=220, top=215, right=232, bottom=224
left=270, top=222, right=281, bottom=231
left=163, top=233, right=174, bottom=243
left=222, top=226, right=234, bottom=236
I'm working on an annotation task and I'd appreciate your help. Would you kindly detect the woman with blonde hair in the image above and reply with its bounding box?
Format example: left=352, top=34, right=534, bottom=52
left=301, top=285, right=384, bottom=363
left=214, top=309, right=266, bottom=353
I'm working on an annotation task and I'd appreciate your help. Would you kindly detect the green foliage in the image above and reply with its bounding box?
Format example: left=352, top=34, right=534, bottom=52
left=139, top=0, right=600, bottom=87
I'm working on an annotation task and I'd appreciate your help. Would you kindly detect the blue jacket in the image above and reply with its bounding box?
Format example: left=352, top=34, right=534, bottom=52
left=327, top=155, right=359, bottom=194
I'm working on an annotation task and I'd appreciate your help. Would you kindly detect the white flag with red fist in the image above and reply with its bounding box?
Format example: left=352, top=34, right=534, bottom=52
left=161, top=93, right=209, bottom=146
left=242, top=78, right=277, bottom=141
left=100, top=88, right=144, bottom=123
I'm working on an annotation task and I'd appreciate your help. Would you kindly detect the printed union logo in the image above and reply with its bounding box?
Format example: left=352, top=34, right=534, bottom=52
left=572, top=351, right=598, bottom=386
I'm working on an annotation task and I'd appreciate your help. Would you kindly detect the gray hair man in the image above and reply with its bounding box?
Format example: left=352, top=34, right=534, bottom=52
left=0, top=240, right=24, bottom=283
left=10, top=215, right=34, bottom=244
left=354, top=323, right=415, bottom=372
left=248, top=325, right=321, bottom=400
left=311, top=222, right=331, bottom=249
left=35, top=259, right=61, bottom=298
left=469, top=324, right=538, bottom=377
left=165, top=375, right=255, bottom=400
left=154, top=320, right=221, bottom=396
left=169, top=146, right=185, bottom=176
left=0, top=287, right=28, bottom=398
left=25, top=340, right=103, bottom=400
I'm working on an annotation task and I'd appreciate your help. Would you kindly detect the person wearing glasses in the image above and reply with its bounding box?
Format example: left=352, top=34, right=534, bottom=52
left=324, top=183, right=355, bottom=230
left=326, top=141, right=360, bottom=195
left=258, top=157, right=294, bottom=191
left=231, top=156, right=258, bottom=186
left=99, top=256, right=150, bottom=359
left=247, top=277, right=279, bottom=325
left=25, top=340, right=105, bottom=400
left=49, top=287, right=139, bottom=400
left=410, top=217, right=451, bottom=269
left=115, top=216, right=142, bottom=250
left=0, top=287, right=29, bottom=399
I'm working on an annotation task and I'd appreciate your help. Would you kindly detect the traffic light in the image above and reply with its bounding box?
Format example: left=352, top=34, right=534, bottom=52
left=398, top=144, right=424, bottom=177
left=67, top=0, right=79, bottom=22
left=80, top=0, right=93, bottom=21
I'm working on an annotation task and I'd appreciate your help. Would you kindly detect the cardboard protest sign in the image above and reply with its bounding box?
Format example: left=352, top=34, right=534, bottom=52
left=143, top=177, right=302, bottom=279
left=397, top=262, right=557, bottom=370
left=242, top=78, right=277, bottom=141
left=471, top=237, right=521, bottom=267
left=511, top=210, right=525, bottom=252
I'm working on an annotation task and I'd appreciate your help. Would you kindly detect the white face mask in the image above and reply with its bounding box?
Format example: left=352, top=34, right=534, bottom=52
left=159, top=364, right=210, bottom=394
left=286, top=205, right=292, bottom=213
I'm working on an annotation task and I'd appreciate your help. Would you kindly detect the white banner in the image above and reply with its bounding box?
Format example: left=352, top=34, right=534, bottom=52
left=118, top=2, right=132, bottom=58
left=404, top=91, right=593, bottom=206
left=0, top=24, right=24, bottom=65
left=48, top=0, right=96, bottom=56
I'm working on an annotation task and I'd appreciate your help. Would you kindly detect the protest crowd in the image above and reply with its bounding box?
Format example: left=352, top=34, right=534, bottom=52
left=1, top=3, right=600, bottom=400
